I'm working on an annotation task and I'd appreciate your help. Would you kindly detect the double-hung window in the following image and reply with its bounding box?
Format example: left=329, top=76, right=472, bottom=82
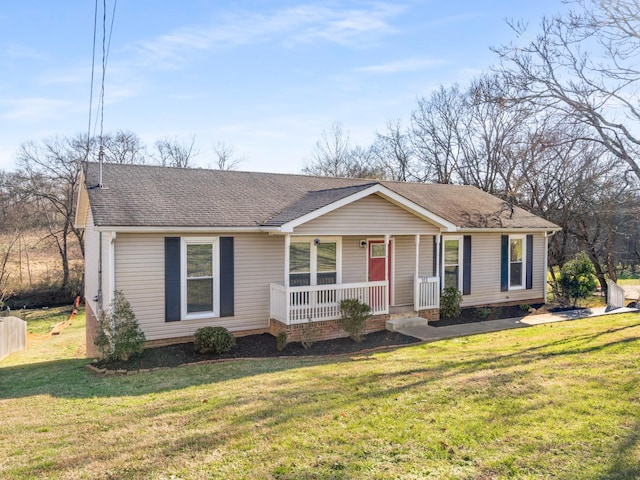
left=289, top=238, right=340, bottom=287
left=509, top=235, right=525, bottom=289
left=501, top=234, right=532, bottom=292
left=182, top=237, right=219, bottom=319
left=443, top=237, right=462, bottom=290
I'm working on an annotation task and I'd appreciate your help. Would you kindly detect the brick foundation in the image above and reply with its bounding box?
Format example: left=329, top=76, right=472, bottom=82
left=419, top=308, right=440, bottom=322
left=85, top=303, right=100, bottom=359
left=268, top=314, right=390, bottom=343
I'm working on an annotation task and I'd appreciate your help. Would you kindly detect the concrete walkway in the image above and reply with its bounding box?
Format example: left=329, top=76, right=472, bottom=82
left=391, top=306, right=640, bottom=342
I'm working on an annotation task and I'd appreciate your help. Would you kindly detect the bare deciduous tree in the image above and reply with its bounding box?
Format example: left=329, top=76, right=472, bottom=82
left=496, top=0, right=640, bottom=181
left=371, top=120, right=415, bottom=181
left=154, top=135, right=199, bottom=168
left=102, top=130, right=147, bottom=165
left=213, top=141, right=243, bottom=170
left=303, top=122, right=353, bottom=177
left=411, top=84, right=467, bottom=184
left=16, top=136, right=85, bottom=292
left=0, top=232, right=20, bottom=305
left=303, top=122, right=381, bottom=178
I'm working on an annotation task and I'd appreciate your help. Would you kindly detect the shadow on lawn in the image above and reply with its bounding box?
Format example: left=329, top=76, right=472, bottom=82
left=0, top=321, right=638, bottom=402
left=2, top=320, right=640, bottom=480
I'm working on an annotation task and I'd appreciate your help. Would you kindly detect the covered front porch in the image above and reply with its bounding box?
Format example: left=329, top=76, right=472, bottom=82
left=269, top=233, right=441, bottom=326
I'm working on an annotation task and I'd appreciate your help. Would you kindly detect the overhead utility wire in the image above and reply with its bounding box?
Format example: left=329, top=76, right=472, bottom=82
left=85, top=0, right=99, bottom=165
left=95, top=0, right=117, bottom=186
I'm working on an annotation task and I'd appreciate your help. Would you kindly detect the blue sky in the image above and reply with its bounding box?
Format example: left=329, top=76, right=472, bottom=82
left=0, top=1, right=566, bottom=173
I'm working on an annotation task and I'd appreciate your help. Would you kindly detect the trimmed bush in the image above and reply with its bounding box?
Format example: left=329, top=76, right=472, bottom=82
left=94, top=290, right=146, bottom=361
left=300, top=318, right=318, bottom=349
left=440, top=287, right=462, bottom=319
left=194, top=326, right=236, bottom=354
left=338, top=298, right=371, bottom=343
left=276, top=331, right=288, bottom=352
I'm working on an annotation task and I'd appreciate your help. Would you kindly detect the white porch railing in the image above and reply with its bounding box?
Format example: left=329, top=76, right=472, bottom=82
left=415, top=275, right=440, bottom=311
left=607, top=279, right=626, bottom=310
left=270, top=281, right=388, bottom=325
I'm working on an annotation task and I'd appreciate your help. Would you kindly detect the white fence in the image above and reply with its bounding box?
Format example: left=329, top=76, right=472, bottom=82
left=607, top=279, right=626, bottom=310
left=0, top=316, right=27, bottom=361
left=270, top=281, right=388, bottom=324
left=415, top=275, right=440, bottom=311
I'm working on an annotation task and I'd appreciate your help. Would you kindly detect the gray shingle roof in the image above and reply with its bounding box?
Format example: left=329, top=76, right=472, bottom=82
left=83, top=162, right=558, bottom=230
left=264, top=183, right=378, bottom=226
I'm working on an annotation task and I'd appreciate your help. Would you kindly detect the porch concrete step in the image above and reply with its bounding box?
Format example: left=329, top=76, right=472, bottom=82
left=386, top=316, right=426, bottom=332
left=388, top=309, right=419, bottom=320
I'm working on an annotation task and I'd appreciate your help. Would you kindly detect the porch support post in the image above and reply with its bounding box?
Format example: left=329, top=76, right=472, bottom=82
left=436, top=234, right=441, bottom=278
left=384, top=234, right=390, bottom=308
left=284, top=234, right=290, bottom=287
left=414, top=234, right=420, bottom=311
left=284, top=234, right=291, bottom=324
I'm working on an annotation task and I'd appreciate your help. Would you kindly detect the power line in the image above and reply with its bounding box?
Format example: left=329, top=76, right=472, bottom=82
left=85, top=0, right=99, bottom=162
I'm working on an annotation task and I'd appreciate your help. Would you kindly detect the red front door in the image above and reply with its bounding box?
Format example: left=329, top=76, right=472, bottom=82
left=368, top=240, right=392, bottom=304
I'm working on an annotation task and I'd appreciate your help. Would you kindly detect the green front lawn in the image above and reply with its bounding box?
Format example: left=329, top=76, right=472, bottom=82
left=1, top=310, right=639, bottom=479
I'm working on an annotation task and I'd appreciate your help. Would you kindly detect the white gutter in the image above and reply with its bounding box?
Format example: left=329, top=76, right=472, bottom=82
left=456, top=227, right=562, bottom=234
left=94, top=225, right=276, bottom=234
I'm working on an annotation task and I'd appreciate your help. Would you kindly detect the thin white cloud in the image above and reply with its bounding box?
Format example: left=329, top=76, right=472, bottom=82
left=3, top=43, right=47, bottom=61
left=135, top=3, right=405, bottom=67
left=423, top=12, right=481, bottom=29
left=1, top=97, right=70, bottom=121
left=40, top=67, right=91, bottom=86
left=356, top=58, right=448, bottom=74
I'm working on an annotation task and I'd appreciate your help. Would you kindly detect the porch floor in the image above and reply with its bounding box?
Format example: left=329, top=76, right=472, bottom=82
left=389, top=305, right=417, bottom=317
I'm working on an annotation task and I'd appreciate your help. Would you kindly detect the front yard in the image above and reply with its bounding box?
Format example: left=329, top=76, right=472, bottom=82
left=1, top=309, right=639, bottom=479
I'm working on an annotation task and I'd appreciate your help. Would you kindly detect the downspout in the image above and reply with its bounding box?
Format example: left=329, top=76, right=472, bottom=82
left=97, top=231, right=103, bottom=313
left=384, top=234, right=390, bottom=308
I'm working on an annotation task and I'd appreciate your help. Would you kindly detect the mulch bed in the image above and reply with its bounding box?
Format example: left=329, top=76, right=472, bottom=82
left=94, top=303, right=584, bottom=372
left=429, top=303, right=583, bottom=327
left=94, top=330, right=422, bottom=371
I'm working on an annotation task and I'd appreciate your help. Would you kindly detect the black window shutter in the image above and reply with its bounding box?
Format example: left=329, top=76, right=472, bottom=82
left=526, top=234, right=534, bottom=290
left=219, top=237, right=234, bottom=317
left=432, top=236, right=438, bottom=277
left=463, top=235, right=472, bottom=295
left=165, top=237, right=181, bottom=322
left=500, top=235, right=509, bottom=292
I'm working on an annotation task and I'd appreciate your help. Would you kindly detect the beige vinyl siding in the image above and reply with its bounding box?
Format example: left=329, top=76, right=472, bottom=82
left=420, top=236, right=435, bottom=277
left=293, top=194, right=440, bottom=236
left=83, top=209, right=99, bottom=315
left=341, top=236, right=367, bottom=284
left=393, top=236, right=414, bottom=306
left=114, top=232, right=284, bottom=342
left=461, top=233, right=546, bottom=307
left=341, top=235, right=436, bottom=306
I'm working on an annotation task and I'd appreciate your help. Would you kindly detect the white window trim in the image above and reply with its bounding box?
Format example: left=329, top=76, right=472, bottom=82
left=509, top=234, right=526, bottom=291
left=181, top=236, right=220, bottom=320
left=442, top=235, right=463, bottom=292
left=289, top=236, right=342, bottom=285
